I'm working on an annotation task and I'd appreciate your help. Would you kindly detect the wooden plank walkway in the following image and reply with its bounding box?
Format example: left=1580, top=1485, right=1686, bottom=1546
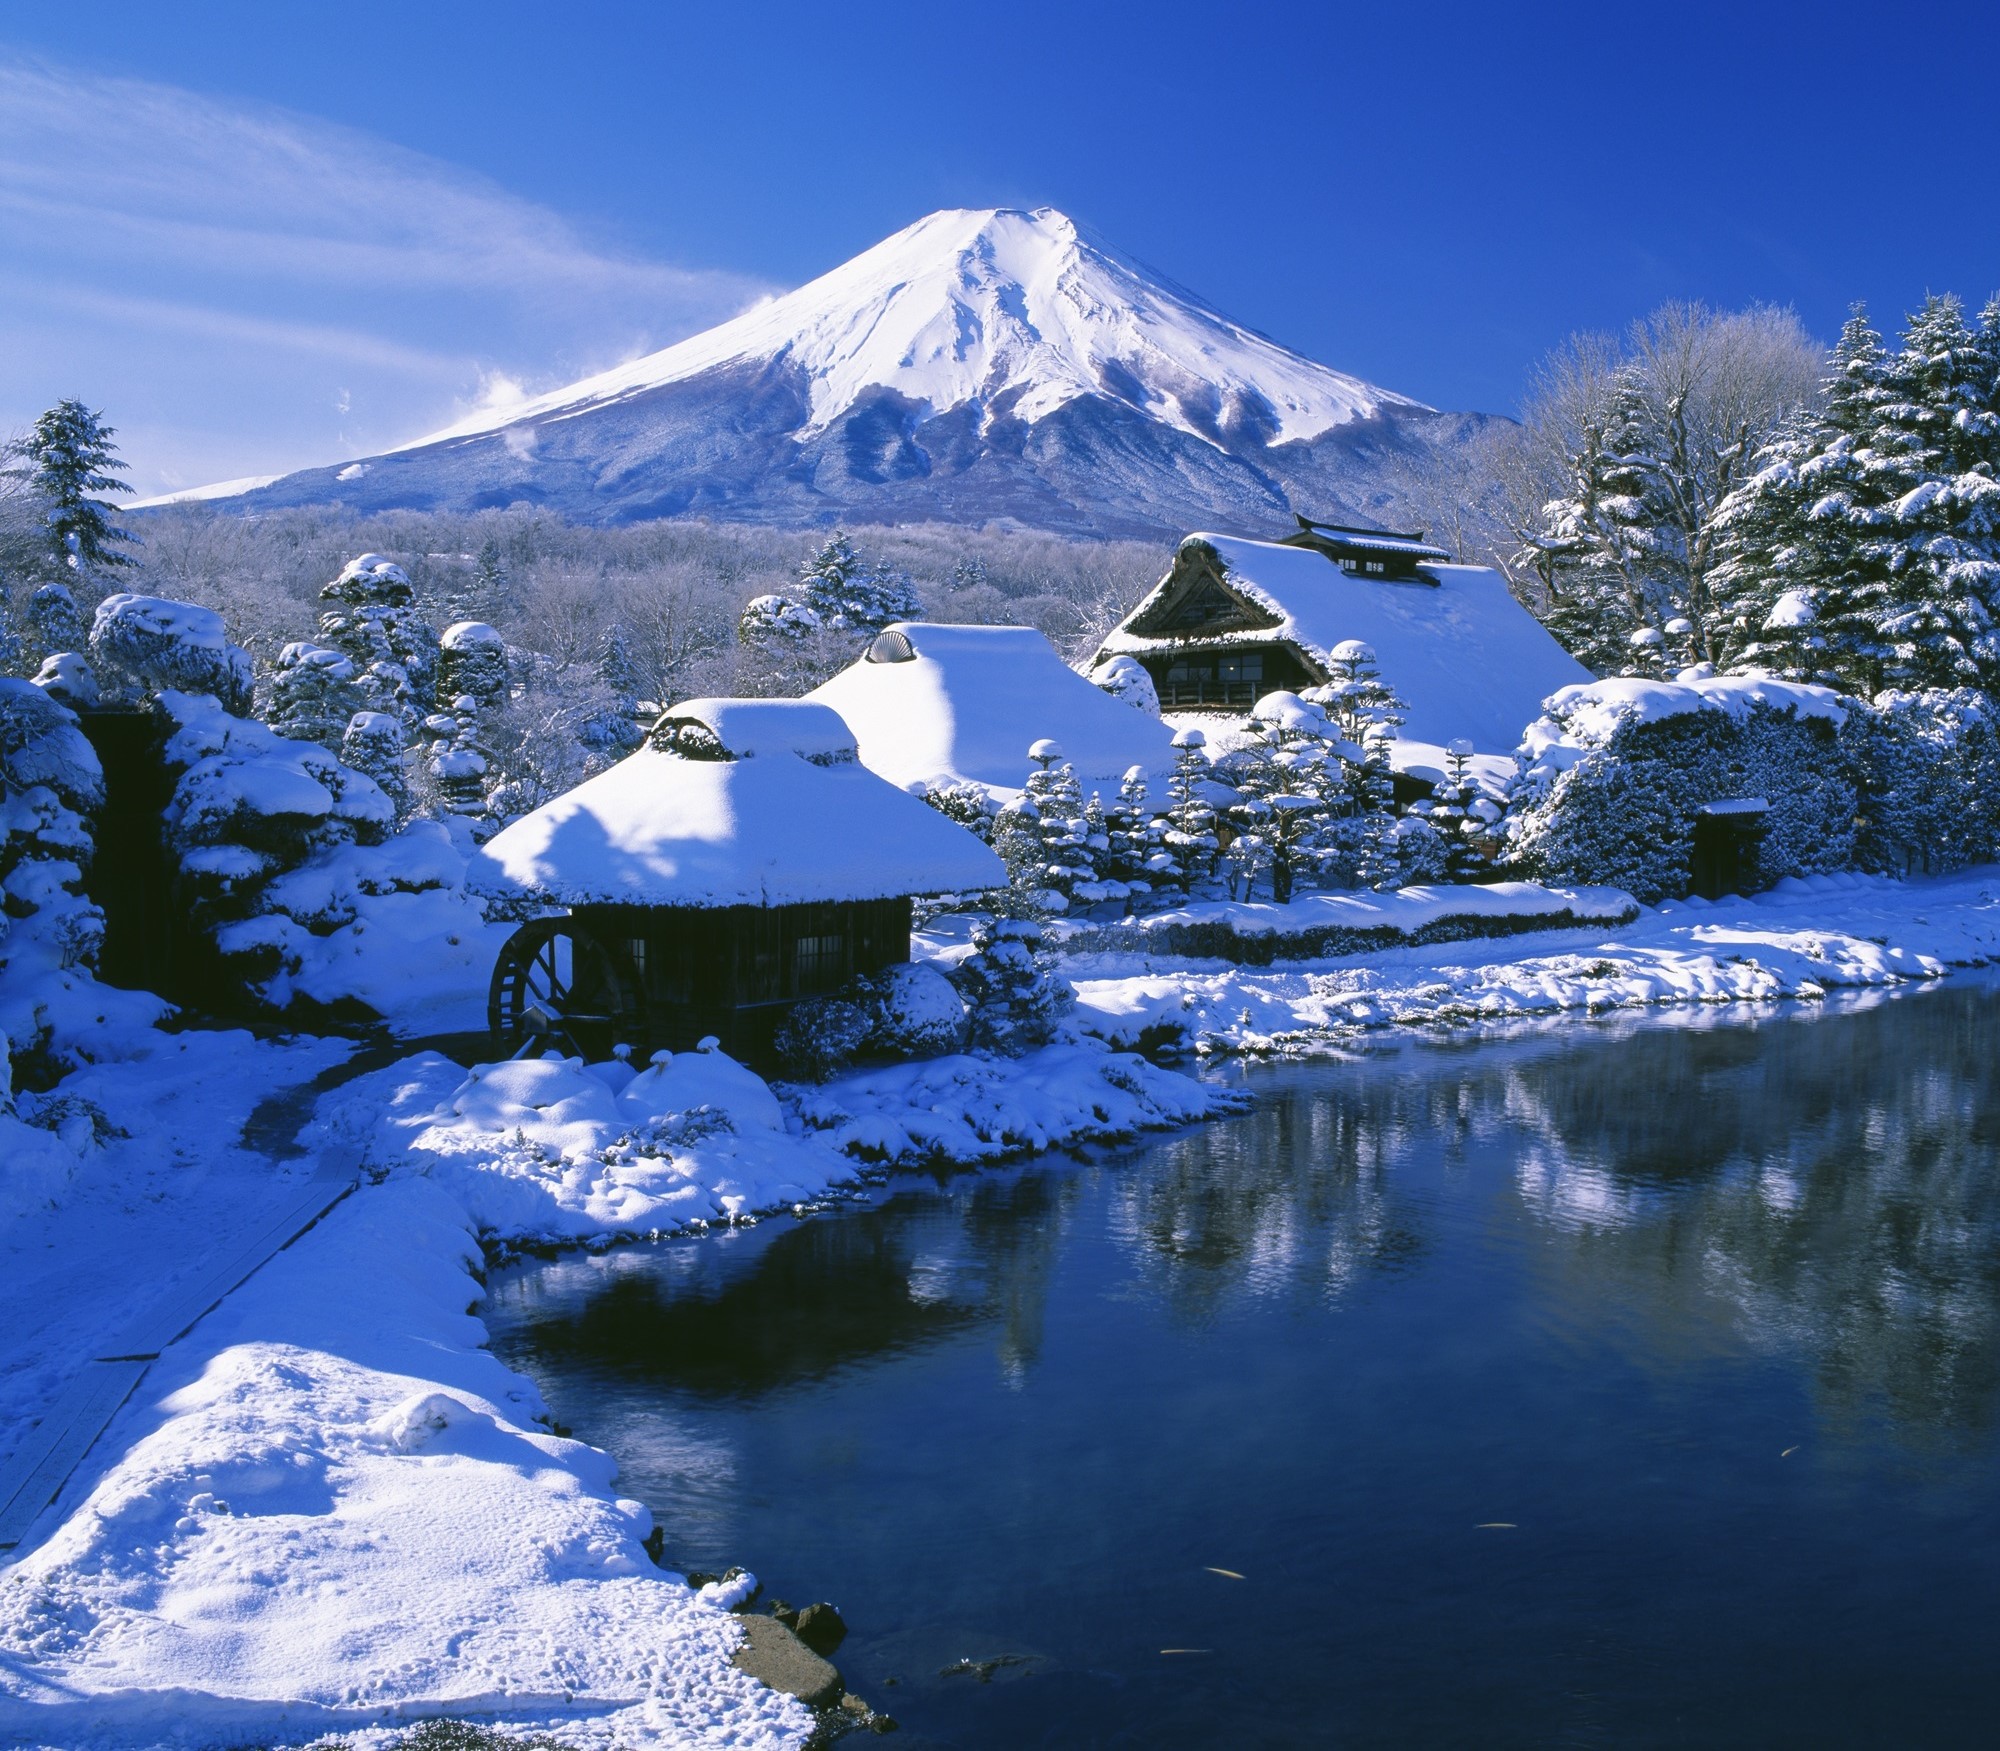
left=0, top=1146, right=361, bottom=1556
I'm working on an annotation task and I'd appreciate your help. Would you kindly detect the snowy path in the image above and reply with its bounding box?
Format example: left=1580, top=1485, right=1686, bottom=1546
left=0, top=1029, right=353, bottom=1483
left=0, top=1148, right=358, bottom=1552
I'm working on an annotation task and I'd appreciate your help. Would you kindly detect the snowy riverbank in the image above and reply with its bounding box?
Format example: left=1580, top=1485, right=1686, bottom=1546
left=5, top=867, right=2000, bottom=1746
left=0, top=1037, right=1239, bottom=1748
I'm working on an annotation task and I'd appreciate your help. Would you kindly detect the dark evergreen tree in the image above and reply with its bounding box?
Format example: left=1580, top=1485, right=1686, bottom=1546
left=3, top=399, right=135, bottom=572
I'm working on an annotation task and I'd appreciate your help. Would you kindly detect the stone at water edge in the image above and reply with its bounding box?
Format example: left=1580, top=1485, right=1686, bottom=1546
left=794, top=1600, right=849, bottom=1656
left=731, top=1612, right=845, bottom=1710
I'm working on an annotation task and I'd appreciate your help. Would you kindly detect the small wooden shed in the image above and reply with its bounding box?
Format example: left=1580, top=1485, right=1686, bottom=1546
left=474, top=698, right=1005, bottom=1062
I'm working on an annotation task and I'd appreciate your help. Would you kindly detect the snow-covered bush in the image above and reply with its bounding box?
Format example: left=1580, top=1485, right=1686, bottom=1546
left=1504, top=675, right=1855, bottom=901
left=264, top=640, right=364, bottom=750
left=950, top=917, right=1075, bottom=1053
left=771, top=994, right=873, bottom=1081
left=89, top=593, right=253, bottom=713
left=316, top=554, right=437, bottom=723
left=1846, top=688, right=2000, bottom=875
left=31, top=651, right=98, bottom=711
left=0, top=680, right=104, bottom=990
left=1091, top=652, right=1161, bottom=716
left=0, top=678, right=162, bottom=1104
left=438, top=620, right=509, bottom=706
left=774, top=961, right=970, bottom=1079
left=858, top=960, right=968, bottom=1057
left=341, top=710, right=413, bottom=821
left=920, top=779, right=996, bottom=843
left=157, top=690, right=394, bottom=990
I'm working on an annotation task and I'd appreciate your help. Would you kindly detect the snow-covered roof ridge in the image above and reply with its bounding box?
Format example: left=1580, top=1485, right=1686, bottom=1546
left=1097, top=533, right=1592, bottom=757
left=399, top=207, right=1424, bottom=456
left=808, top=620, right=1179, bottom=798
left=653, top=697, right=858, bottom=762
left=473, top=694, right=1004, bottom=908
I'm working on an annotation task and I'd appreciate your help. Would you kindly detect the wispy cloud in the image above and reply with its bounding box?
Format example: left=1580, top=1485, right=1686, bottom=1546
left=0, top=58, right=772, bottom=490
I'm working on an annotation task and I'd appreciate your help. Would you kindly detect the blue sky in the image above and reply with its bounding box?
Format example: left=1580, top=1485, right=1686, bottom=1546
left=2, top=0, right=1995, bottom=493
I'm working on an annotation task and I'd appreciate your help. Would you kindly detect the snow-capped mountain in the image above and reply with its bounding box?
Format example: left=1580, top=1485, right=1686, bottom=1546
left=160, top=208, right=1492, bottom=537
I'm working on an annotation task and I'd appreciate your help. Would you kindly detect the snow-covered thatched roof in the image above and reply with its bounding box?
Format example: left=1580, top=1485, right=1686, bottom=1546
left=1096, top=534, right=1591, bottom=756
left=809, top=622, right=1177, bottom=798
left=472, top=696, right=1005, bottom=908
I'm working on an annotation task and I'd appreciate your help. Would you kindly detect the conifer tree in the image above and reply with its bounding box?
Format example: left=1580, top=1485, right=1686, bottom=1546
left=1106, top=766, right=1152, bottom=881
left=1162, top=727, right=1217, bottom=888
left=4, top=400, right=135, bottom=572
left=341, top=711, right=412, bottom=821
left=317, top=556, right=438, bottom=724
left=1022, top=740, right=1096, bottom=907
left=265, top=641, right=366, bottom=750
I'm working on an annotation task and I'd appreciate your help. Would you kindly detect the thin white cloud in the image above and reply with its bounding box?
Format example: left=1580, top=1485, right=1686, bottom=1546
left=0, top=57, right=773, bottom=491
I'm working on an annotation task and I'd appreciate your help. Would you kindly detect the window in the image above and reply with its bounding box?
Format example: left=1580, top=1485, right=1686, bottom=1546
left=794, top=931, right=849, bottom=994
left=627, top=938, right=648, bottom=982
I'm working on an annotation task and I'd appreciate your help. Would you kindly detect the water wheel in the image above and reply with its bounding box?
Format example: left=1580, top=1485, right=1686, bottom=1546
left=488, top=917, right=646, bottom=1061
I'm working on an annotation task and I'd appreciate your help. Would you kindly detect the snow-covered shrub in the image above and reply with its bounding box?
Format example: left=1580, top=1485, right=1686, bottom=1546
left=0, top=675, right=158, bottom=1087
left=1504, top=675, right=1855, bottom=901
left=950, top=917, right=1075, bottom=1054
left=775, top=961, right=969, bottom=1079
left=32, top=651, right=99, bottom=710
left=857, top=960, right=968, bottom=1058
left=341, top=710, right=412, bottom=821
left=157, top=690, right=394, bottom=990
left=772, top=994, right=873, bottom=1081
left=22, top=583, right=87, bottom=669
left=264, top=640, right=364, bottom=750
left=316, top=554, right=437, bottom=722
left=89, top=593, right=253, bottom=713
left=1383, top=813, right=1452, bottom=886
left=1091, top=652, right=1161, bottom=716
left=1846, top=688, right=2000, bottom=875
left=438, top=620, right=509, bottom=706
left=920, top=779, right=996, bottom=842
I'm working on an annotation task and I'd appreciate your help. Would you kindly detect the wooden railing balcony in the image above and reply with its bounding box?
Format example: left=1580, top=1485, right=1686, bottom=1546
left=1157, top=679, right=1261, bottom=711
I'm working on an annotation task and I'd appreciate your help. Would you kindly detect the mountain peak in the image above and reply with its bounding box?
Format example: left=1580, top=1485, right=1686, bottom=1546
left=404, top=205, right=1424, bottom=453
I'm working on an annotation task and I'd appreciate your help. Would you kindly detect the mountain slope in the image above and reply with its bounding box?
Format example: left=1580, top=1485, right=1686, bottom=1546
left=157, top=208, right=1492, bottom=538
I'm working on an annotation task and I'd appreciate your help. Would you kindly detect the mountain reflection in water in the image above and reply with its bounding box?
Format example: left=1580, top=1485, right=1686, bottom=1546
left=486, top=978, right=2000, bottom=1748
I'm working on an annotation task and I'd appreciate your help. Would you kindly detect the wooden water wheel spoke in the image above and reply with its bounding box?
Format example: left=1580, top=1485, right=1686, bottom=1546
left=488, top=918, right=646, bottom=1060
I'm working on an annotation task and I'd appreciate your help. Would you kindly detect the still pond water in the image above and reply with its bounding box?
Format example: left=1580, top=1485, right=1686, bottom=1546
left=485, top=983, right=2000, bottom=1748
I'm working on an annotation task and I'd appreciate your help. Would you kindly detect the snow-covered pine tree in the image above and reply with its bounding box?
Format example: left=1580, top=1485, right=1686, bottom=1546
left=1429, top=737, right=1490, bottom=881
left=797, top=531, right=922, bottom=635
left=3, top=400, right=135, bottom=573
left=341, top=711, right=412, bottom=822
left=1711, top=310, right=1898, bottom=689
left=989, top=793, right=1050, bottom=917
left=949, top=917, right=1075, bottom=1054
left=265, top=642, right=366, bottom=751
left=317, top=556, right=438, bottom=727
left=439, top=621, right=510, bottom=708
left=1106, top=765, right=1152, bottom=882
left=1866, top=295, right=2000, bottom=690
left=1022, top=740, right=1096, bottom=910
left=22, top=584, right=87, bottom=669
left=1162, top=726, right=1217, bottom=889
left=1518, top=368, right=1663, bottom=672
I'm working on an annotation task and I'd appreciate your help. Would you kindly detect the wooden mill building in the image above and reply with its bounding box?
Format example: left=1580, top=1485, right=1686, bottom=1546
left=473, top=698, right=1004, bottom=1062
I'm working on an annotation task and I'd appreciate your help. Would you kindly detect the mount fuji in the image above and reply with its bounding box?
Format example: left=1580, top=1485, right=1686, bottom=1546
left=164, top=208, right=1493, bottom=538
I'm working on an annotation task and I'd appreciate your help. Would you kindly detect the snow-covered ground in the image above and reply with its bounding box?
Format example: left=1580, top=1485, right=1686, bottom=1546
left=0, top=1028, right=1237, bottom=1748
left=7, top=866, right=2000, bottom=1746
left=1065, top=870, right=2000, bottom=1054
